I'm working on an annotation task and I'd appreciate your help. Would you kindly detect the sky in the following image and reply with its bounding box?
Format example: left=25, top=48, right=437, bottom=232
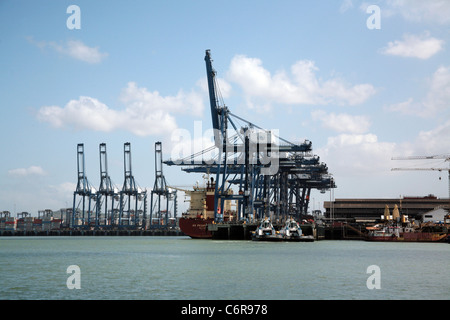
left=1, top=0, right=450, bottom=216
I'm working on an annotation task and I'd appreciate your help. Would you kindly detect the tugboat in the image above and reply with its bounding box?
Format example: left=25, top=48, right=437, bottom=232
left=252, top=218, right=283, bottom=241
left=279, top=218, right=315, bottom=242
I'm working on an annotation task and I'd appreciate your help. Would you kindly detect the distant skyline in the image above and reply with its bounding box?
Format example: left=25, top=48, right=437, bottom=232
left=1, top=0, right=450, bottom=215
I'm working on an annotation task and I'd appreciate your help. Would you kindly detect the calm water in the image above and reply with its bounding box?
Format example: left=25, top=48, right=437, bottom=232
left=0, top=236, right=449, bottom=300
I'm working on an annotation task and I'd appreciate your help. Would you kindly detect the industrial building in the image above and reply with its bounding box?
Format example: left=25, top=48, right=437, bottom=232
left=323, top=195, right=449, bottom=222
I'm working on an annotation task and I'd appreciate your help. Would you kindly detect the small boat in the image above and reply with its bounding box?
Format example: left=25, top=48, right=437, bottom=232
left=252, top=218, right=283, bottom=241
left=280, top=218, right=315, bottom=242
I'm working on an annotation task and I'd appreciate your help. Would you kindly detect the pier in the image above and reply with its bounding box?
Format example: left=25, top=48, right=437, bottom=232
left=0, top=229, right=185, bottom=237
left=208, top=222, right=323, bottom=240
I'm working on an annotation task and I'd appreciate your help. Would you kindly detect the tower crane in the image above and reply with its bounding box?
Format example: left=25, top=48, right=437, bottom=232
left=391, top=154, right=450, bottom=208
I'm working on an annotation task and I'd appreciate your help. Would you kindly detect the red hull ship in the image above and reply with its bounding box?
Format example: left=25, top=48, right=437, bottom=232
left=365, top=205, right=448, bottom=242
left=179, top=217, right=214, bottom=239
left=366, top=229, right=447, bottom=242
left=178, top=178, right=234, bottom=239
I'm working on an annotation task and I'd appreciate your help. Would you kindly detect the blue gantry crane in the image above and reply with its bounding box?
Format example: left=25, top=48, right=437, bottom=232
left=165, top=50, right=336, bottom=223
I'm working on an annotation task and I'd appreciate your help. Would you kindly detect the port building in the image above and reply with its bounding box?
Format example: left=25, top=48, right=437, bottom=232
left=323, top=195, right=449, bottom=222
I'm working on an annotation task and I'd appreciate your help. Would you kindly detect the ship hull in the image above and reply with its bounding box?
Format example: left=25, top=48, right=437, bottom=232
left=366, top=232, right=447, bottom=242
left=179, top=217, right=213, bottom=239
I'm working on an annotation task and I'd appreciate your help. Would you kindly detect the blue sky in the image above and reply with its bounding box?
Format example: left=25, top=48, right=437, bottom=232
left=1, top=0, right=450, bottom=215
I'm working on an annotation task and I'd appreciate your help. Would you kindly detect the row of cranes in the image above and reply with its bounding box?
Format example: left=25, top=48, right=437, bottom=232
left=73, top=142, right=148, bottom=229
left=72, top=142, right=176, bottom=230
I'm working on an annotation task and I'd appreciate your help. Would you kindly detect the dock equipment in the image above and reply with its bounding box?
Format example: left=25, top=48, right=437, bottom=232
left=119, top=142, right=147, bottom=229
left=392, top=154, right=450, bottom=204
left=165, top=50, right=336, bottom=222
left=149, top=142, right=177, bottom=229
left=72, top=142, right=148, bottom=230
left=96, top=143, right=120, bottom=229
left=72, top=143, right=97, bottom=229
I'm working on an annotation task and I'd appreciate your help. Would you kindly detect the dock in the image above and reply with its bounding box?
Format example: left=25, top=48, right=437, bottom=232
left=208, top=222, right=323, bottom=240
left=0, top=229, right=185, bottom=237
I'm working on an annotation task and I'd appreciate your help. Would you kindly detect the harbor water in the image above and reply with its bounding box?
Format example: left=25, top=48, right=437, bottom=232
left=0, top=236, right=449, bottom=300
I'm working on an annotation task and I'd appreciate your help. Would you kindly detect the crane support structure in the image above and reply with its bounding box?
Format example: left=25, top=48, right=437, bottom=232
left=119, top=142, right=147, bottom=229
left=72, top=143, right=97, bottom=229
left=165, top=50, right=336, bottom=223
left=150, top=142, right=177, bottom=229
left=96, top=143, right=119, bottom=229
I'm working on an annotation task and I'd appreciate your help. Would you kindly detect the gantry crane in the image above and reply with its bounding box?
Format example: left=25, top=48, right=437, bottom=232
left=72, top=143, right=97, bottom=229
left=149, top=142, right=177, bottom=229
left=96, top=143, right=119, bottom=229
left=119, top=142, right=147, bottom=229
left=165, top=50, right=335, bottom=223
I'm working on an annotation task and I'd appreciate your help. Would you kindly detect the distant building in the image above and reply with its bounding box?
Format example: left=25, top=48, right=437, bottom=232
left=323, top=195, right=449, bottom=222
left=421, top=208, right=449, bottom=224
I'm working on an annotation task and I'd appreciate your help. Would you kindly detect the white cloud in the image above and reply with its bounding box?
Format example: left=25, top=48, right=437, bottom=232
left=386, top=66, right=450, bottom=117
left=37, top=82, right=204, bottom=137
left=340, top=0, right=354, bottom=13
left=380, top=32, right=444, bottom=59
left=60, top=40, right=108, bottom=64
left=385, top=0, right=450, bottom=24
left=317, top=119, right=450, bottom=180
left=119, top=81, right=204, bottom=118
left=8, top=166, right=46, bottom=177
left=227, top=55, right=376, bottom=110
left=423, top=66, right=450, bottom=114
left=415, top=120, right=450, bottom=155
left=318, top=133, right=397, bottom=176
left=311, top=110, right=371, bottom=134
left=28, top=37, right=108, bottom=63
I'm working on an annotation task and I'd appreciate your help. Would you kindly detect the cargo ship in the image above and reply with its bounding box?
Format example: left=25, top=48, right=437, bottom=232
left=178, top=177, right=234, bottom=239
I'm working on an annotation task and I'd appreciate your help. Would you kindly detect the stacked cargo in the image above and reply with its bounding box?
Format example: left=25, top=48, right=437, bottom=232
left=33, top=219, right=42, bottom=231
left=24, top=217, right=35, bottom=231
left=51, top=219, right=62, bottom=230
left=17, top=218, right=25, bottom=230
left=3, top=217, right=17, bottom=231
left=42, top=217, right=53, bottom=231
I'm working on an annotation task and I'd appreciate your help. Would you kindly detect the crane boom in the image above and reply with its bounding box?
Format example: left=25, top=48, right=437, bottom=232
left=391, top=168, right=450, bottom=171
left=205, top=49, right=221, bottom=147
left=392, top=153, right=450, bottom=204
left=392, top=154, right=450, bottom=161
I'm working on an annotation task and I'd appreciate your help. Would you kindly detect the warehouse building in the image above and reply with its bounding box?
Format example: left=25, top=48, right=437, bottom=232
left=323, top=195, right=449, bottom=222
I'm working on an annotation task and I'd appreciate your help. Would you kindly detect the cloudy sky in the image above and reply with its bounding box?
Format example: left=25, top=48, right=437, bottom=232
left=1, top=0, right=450, bottom=215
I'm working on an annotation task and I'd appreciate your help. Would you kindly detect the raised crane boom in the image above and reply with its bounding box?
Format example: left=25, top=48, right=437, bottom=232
left=205, top=49, right=221, bottom=147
